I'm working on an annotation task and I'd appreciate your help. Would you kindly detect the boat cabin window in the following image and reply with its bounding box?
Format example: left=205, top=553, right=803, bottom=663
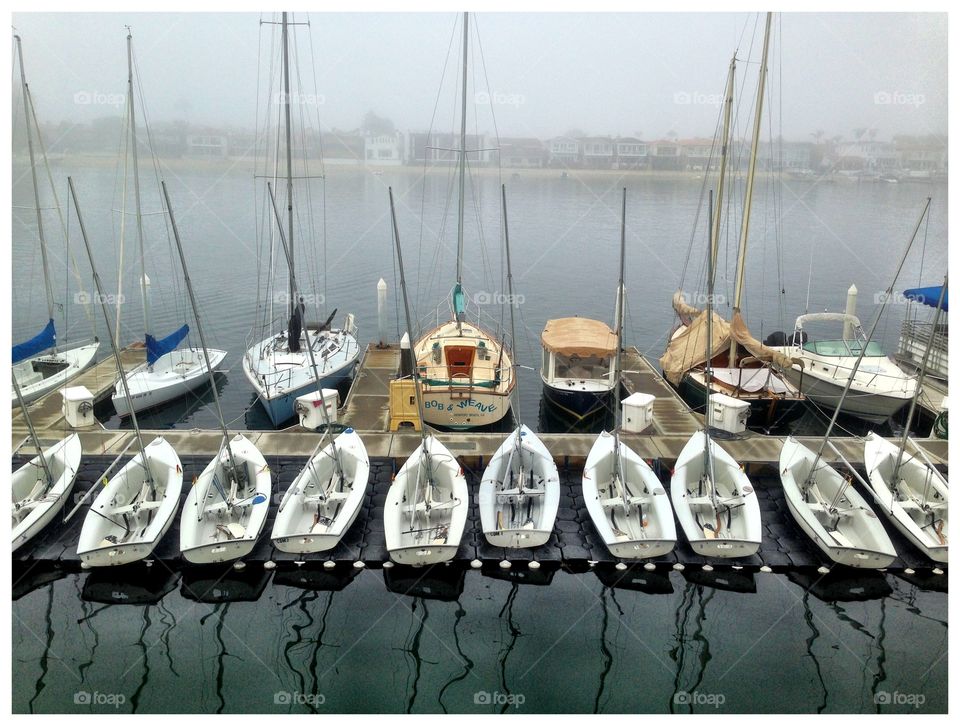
left=802, top=339, right=885, bottom=357
left=445, top=345, right=475, bottom=379
left=555, top=354, right=608, bottom=380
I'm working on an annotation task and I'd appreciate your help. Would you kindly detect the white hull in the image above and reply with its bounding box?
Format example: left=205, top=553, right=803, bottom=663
left=863, top=432, right=948, bottom=563
left=12, top=434, right=82, bottom=552
left=385, top=435, right=468, bottom=566
left=77, top=437, right=182, bottom=567
left=272, top=429, right=370, bottom=554
left=583, top=431, right=676, bottom=559
left=780, top=364, right=913, bottom=423
left=479, top=425, right=560, bottom=549
left=12, top=341, right=100, bottom=406
left=112, top=348, right=227, bottom=417
left=670, top=431, right=761, bottom=558
left=779, top=436, right=897, bottom=569
left=180, top=434, right=272, bottom=564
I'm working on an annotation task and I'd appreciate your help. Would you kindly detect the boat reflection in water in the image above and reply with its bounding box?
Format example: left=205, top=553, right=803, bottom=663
left=181, top=565, right=272, bottom=603
left=595, top=563, right=674, bottom=595
left=383, top=564, right=466, bottom=602
left=82, top=565, right=179, bottom=605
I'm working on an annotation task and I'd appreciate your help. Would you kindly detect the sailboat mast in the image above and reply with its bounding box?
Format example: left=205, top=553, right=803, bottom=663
left=161, top=182, right=239, bottom=476
left=807, top=197, right=931, bottom=482
left=127, top=29, right=150, bottom=342
left=892, top=274, right=947, bottom=482
left=282, top=12, right=296, bottom=319
left=501, top=184, right=521, bottom=427
left=12, top=372, right=54, bottom=486
left=68, top=177, right=151, bottom=479
left=728, top=12, right=772, bottom=364
left=711, top=55, right=736, bottom=273
left=455, top=12, right=469, bottom=287
left=613, top=188, right=626, bottom=433
left=704, top=190, right=717, bottom=492
left=15, top=35, right=56, bottom=338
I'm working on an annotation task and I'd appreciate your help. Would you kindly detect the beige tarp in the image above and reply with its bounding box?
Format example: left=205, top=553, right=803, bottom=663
left=660, top=309, right=802, bottom=385
left=672, top=290, right=702, bottom=319
left=541, top=317, right=617, bottom=357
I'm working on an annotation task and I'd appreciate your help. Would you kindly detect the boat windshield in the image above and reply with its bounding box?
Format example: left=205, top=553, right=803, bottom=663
left=802, top=339, right=886, bottom=357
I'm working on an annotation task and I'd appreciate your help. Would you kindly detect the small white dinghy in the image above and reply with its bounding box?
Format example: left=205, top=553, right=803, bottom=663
left=480, top=424, right=559, bottom=549
left=584, top=431, right=676, bottom=559
left=864, top=432, right=947, bottom=563
left=272, top=428, right=370, bottom=554
left=180, top=434, right=272, bottom=564
left=385, top=435, right=468, bottom=566
left=671, top=431, right=761, bottom=558
left=12, top=433, right=82, bottom=552
left=780, top=436, right=896, bottom=568
left=112, top=348, right=228, bottom=417
left=77, top=436, right=183, bottom=567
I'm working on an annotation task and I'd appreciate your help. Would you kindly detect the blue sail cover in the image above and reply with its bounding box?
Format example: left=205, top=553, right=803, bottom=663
left=903, top=286, right=949, bottom=313
left=146, top=324, right=189, bottom=365
left=12, top=319, right=56, bottom=364
left=452, top=283, right=466, bottom=317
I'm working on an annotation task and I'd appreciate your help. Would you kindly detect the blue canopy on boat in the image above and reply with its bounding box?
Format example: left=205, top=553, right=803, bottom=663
left=13, top=319, right=56, bottom=364
left=146, top=324, right=189, bottom=366
left=903, top=286, right=948, bottom=313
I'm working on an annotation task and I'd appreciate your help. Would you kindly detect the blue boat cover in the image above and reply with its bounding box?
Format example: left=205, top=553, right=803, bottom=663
left=453, top=283, right=466, bottom=317
left=903, top=286, right=948, bottom=313
left=13, top=319, right=56, bottom=364
left=146, top=324, right=189, bottom=365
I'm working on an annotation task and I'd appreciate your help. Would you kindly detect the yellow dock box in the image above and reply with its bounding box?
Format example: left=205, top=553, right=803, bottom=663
left=389, top=378, right=421, bottom=431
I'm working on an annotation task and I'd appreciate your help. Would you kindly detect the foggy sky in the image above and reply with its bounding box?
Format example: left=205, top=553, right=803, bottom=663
left=11, top=11, right=947, bottom=141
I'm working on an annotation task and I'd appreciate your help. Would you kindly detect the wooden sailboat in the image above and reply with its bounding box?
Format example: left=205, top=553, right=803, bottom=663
left=242, top=13, right=360, bottom=427
left=411, top=12, right=515, bottom=430
left=671, top=191, right=762, bottom=558
left=159, top=182, right=272, bottom=564
left=12, top=34, right=99, bottom=405
left=385, top=188, right=468, bottom=566
left=479, top=186, right=560, bottom=549
left=863, top=276, right=948, bottom=563
left=111, top=29, right=227, bottom=418
left=583, top=189, right=676, bottom=559
left=69, top=178, right=182, bottom=568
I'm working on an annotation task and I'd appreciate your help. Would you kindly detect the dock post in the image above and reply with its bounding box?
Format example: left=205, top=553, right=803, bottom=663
left=399, top=332, right=413, bottom=378
left=843, top=284, right=858, bottom=339
left=377, top=277, right=387, bottom=346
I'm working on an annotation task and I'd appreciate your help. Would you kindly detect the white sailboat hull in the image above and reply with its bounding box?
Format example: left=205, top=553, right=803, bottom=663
left=12, top=341, right=100, bottom=406
left=863, top=432, right=948, bottom=563
left=179, top=434, right=272, bottom=564
left=385, top=435, right=468, bottom=565
left=583, top=431, right=676, bottom=559
left=12, top=434, right=82, bottom=552
left=479, top=425, right=559, bottom=549
left=272, top=429, right=370, bottom=553
left=670, top=431, right=762, bottom=558
left=112, top=348, right=227, bottom=417
left=77, top=436, right=182, bottom=567
left=779, top=436, right=897, bottom=568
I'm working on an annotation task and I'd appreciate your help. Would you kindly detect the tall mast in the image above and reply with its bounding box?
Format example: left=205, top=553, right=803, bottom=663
left=455, top=12, right=469, bottom=287
left=282, top=12, right=296, bottom=319
left=127, top=29, right=151, bottom=343
left=613, top=188, right=626, bottom=433
left=892, top=274, right=947, bottom=483
left=806, top=197, right=931, bottom=484
left=501, top=184, right=521, bottom=428
left=728, top=12, right=772, bottom=364
left=68, top=177, right=151, bottom=482
left=15, top=35, right=56, bottom=341
left=711, top=55, right=736, bottom=273
left=703, top=190, right=717, bottom=496
left=162, top=181, right=239, bottom=477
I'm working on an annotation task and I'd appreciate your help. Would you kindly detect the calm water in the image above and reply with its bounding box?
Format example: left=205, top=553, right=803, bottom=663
left=12, top=161, right=948, bottom=713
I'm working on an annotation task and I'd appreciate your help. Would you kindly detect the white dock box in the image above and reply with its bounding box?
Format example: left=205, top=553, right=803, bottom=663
left=61, top=386, right=95, bottom=428
left=295, top=389, right=339, bottom=429
left=621, top=392, right=656, bottom=433
left=708, top=393, right=750, bottom=434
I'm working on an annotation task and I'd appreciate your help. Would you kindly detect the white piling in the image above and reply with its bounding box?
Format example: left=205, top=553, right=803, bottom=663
left=843, top=284, right=858, bottom=340
left=377, top=278, right=387, bottom=345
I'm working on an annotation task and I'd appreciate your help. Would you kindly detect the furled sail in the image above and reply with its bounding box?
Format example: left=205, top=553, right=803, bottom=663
left=146, top=324, right=189, bottom=366
left=13, top=319, right=56, bottom=364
